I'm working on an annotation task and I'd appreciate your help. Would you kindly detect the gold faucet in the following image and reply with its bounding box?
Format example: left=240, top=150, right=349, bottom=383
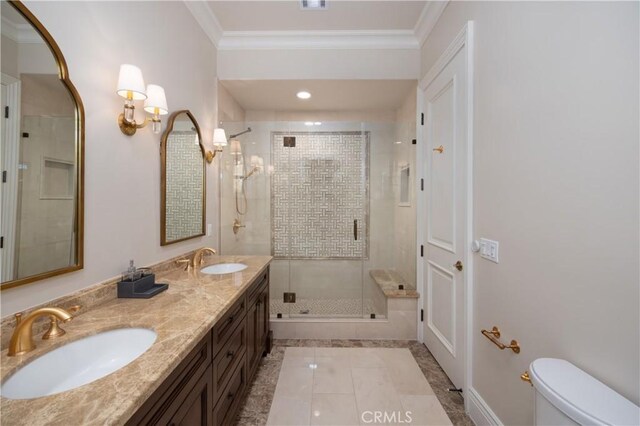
left=8, top=307, right=75, bottom=356
left=192, top=247, right=217, bottom=268
left=232, top=219, right=246, bottom=235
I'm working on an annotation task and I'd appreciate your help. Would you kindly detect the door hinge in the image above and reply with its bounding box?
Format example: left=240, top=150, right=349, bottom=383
left=421, top=113, right=424, bottom=125
left=0, top=236, right=4, bottom=249
left=412, top=139, right=417, bottom=145
left=420, top=245, right=424, bottom=257
left=4, top=106, right=8, bottom=118
left=420, top=178, right=424, bottom=191
left=420, top=309, right=424, bottom=322
left=2, top=171, right=6, bottom=183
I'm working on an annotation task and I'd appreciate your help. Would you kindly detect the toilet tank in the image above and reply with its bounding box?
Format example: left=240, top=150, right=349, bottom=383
left=529, top=358, right=640, bottom=426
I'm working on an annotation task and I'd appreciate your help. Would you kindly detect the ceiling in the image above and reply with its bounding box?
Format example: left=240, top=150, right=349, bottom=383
left=220, top=80, right=416, bottom=111
left=208, top=1, right=427, bottom=32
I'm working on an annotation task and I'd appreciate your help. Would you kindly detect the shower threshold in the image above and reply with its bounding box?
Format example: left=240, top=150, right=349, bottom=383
left=271, top=298, right=386, bottom=320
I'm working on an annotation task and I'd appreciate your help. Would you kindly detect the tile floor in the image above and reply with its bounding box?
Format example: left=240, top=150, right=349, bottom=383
left=235, top=340, right=473, bottom=426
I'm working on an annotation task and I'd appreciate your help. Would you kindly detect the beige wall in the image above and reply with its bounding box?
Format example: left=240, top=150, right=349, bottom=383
left=217, top=82, right=246, bottom=123
left=420, top=1, right=639, bottom=424
left=2, top=1, right=219, bottom=315
left=1, top=35, right=19, bottom=78
left=218, top=48, right=420, bottom=80
left=393, top=87, right=417, bottom=288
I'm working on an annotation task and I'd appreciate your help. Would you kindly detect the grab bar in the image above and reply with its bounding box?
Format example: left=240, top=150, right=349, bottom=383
left=481, top=326, right=520, bottom=354
left=354, top=219, right=358, bottom=241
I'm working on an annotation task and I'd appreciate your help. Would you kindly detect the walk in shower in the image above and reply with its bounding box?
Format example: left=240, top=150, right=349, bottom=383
left=218, top=80, right=418, bottom=323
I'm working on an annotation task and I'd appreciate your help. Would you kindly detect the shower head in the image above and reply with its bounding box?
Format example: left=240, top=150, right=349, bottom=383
left=229, top=127, right=252, bottom=139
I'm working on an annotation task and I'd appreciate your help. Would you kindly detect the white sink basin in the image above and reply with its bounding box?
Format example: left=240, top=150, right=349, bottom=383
left=200, top=263, right=247, bottom=275
left=1, top=327, right=156, bottom=400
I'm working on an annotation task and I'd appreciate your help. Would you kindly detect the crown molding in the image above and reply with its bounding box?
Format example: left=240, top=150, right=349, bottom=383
left=1, top=16, right=43, bottom=44
left=183, top=1, right=223, bottom=48
left=185, top=1, right=448, bottom=51
left=414, top=1, right=449, bottom=47
left=218, top=30, right=419, bottom=51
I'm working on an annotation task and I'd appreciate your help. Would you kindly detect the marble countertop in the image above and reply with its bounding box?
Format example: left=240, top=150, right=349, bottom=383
left=0, top=255, right=272, bottom=426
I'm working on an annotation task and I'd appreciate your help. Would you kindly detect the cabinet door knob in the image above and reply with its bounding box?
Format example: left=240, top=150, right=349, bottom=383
left=227, top=316, right=234, bottom=323
left=227, top=350, right=234, bottom=358
left=227, top=392, right=234, bottom=399
left=454, top=261, right=463, bottom=271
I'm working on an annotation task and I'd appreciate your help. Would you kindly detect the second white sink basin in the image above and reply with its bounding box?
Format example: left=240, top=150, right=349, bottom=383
left=200, top=263, right=247, bottom=275
left=1, top=327, right=156, bottom=400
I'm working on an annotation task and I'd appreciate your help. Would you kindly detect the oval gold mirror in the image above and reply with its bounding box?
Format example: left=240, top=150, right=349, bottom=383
left=160, top=110, right=206, bottom=245
left=0, top=1, right=84, bottom=290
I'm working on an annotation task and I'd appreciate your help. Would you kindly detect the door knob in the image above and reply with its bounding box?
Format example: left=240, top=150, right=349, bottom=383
left=454, top=261, right=463, bottom=271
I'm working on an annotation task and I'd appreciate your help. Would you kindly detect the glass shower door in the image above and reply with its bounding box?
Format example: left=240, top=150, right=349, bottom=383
left=282, top=125, right=369, bottom=318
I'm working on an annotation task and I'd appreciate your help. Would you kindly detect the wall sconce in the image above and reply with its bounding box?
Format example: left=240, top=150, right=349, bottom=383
left=116, top=64, right=168, bottom=136
left=206, top=128, right=228, bottom=163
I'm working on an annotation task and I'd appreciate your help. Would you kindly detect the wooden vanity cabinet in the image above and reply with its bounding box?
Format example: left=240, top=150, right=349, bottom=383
left=128, top=266, right=270, bottom=426
left=246, top=270, right=269, bottom=377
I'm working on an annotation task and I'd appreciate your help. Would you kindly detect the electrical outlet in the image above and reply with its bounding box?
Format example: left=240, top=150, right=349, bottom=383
left=479, top=238, right=499, bottom=263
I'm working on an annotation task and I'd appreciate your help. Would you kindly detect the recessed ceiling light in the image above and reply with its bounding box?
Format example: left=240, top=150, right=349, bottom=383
left=297, top=91, right=311, bottom=99
left=314, top=122, right=322, bottom=126
left=395, top=141, right=402, bottom=144
left=304, top=122, right=314, bottom=126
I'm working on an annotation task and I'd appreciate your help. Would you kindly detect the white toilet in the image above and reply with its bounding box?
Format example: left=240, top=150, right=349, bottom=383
left=529, top=358, right=640, bottom=425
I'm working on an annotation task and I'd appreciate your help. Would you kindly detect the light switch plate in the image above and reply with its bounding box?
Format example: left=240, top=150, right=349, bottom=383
left=206, top=223, right=212, bottom=236
left=479, top=238, right=499, bottom=263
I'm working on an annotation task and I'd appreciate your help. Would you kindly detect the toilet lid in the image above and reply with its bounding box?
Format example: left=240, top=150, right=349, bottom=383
left=529, top=358, right=640, bottom=426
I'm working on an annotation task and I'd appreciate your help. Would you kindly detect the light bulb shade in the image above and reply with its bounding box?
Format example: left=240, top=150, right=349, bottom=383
left=117, top=64, right=146, bottom=100
left=230, top=140, right=242, bottom=155
left=213, top=128, right=228, bottom=147
left=144, top=84, right=168, bottom=115
left=250, top=155, right=259, bottom=167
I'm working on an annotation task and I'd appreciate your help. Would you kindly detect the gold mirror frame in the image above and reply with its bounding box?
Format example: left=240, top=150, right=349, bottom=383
left=160, top=110, right=206, bottom=246
left=1, top=1, right=85, bottom=290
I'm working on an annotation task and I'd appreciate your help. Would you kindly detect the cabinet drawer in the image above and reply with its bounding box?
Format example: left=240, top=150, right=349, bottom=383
left=212, top=295, right=246, bottom=354
left=213, top=355, right=247, bottom=426
left=126, top=334, right=212, bottom=425
left=213, top=319, right=246, bottom=400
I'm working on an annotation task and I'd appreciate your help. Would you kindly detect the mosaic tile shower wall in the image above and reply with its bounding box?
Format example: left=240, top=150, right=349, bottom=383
left=165, top=131, right=204, bottom=241
left=271, top=132, right=369, bottom=259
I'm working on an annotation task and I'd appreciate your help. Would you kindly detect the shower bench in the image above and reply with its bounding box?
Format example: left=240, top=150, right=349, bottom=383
left=369, top=269, right=419, bottom=299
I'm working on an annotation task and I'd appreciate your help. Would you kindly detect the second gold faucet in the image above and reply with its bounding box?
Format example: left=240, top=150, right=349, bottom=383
left=175, top=247, right=218, bottom=270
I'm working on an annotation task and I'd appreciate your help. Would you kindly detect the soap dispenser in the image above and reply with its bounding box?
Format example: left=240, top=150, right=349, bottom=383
left=117, top=259, right=168, bottom=299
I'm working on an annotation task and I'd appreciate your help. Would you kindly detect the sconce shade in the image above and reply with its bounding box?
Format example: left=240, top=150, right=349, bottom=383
left=144, top=84, right=168, bottom=115
left=231, top=140, right=242, bottom=156
left=213, top=128, right=228, bottom=147
left=116, top=64, right=146, bottom=100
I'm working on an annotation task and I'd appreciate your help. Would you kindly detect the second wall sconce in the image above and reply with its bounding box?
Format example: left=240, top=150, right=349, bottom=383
left=117, top=64, right=168, bottom=136
left=206, top=128, right=228, bottom=163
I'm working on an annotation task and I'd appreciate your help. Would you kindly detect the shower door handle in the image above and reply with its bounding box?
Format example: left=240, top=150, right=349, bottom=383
left=354, top=220, right=358, bottom=241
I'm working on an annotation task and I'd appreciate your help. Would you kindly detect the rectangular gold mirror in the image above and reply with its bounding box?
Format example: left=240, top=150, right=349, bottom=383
left=0, top=1, right=84, bottom=290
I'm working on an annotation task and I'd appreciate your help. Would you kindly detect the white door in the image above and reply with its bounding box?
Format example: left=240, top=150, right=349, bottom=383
left=421, top=40, right=469, bottom=390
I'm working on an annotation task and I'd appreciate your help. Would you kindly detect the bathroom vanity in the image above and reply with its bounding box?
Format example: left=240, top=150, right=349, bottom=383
left=0, top=255, right=272, bottom=426
left=126, top=267, right=270, bottom=425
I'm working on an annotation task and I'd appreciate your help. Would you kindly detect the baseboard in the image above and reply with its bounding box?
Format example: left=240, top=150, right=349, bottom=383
left=467, top=387, right=503, bottom=426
